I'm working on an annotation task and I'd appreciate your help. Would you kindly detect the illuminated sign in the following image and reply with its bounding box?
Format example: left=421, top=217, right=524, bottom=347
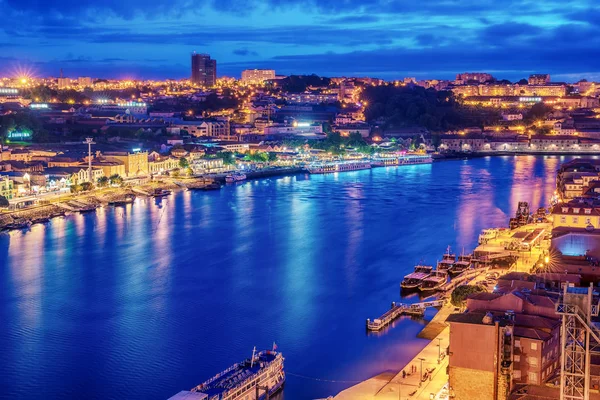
left=132, top=148, right=141, bottom=153
left=0, top=88, right=18, bottom=95
left=295, top=122, right=310, bottom=127
left=519, top=97, right=542, bottom=103
left=30, top=103, right=49, bottom=109
left=7, top=131, right=32, bottom=140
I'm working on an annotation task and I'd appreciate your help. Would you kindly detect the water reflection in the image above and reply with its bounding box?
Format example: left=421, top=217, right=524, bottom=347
left=0, top=156, right=574, bottom=400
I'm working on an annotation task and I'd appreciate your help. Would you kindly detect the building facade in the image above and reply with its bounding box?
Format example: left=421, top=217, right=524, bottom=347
left=191, top=53, right=217, bottom=87
left=241, top=69, right=276, bottom=84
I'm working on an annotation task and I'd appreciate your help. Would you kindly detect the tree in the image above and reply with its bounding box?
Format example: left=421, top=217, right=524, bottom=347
left=450, top=285, right=485, bottom=308
left=216, top=151, right=235, bottom=165
left=70, top=184, right=82, bottom=194
left=267, top=152, right=278, bottom=162
left=431, top=133, right=442, bottom=149
left=109, top=174, right=123, bottom=186
left=0, top=195, right=9, bottom=208
left=171, top=168, right=180, bottom=178
left=179, top=157, right=189, bottom=169
left=81, top=182, right=93, bottom=191
left=97, top=176, right=109, bottom=187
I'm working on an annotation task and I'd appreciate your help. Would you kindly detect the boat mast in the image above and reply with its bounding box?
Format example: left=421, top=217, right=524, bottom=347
left=250, top=346, right=257, bottom=368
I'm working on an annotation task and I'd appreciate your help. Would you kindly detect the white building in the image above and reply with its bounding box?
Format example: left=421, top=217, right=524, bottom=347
left=171, top=119, right=231, bottom=138
left=241, top=69, right=276, bottom=84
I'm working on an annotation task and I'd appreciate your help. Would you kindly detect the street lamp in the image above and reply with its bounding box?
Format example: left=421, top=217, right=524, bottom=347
left=84, top=137, right=95, bottom=184
left=419, top=357, right=426, bottom=387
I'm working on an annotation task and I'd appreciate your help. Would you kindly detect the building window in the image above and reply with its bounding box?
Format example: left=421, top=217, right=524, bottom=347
left=513, top=370, right=522, bottom=379
left=515, top=339, right=521, bottom=348
left=560, top=216, right=566, bottom=223
left=531, top=342, right=538, bottom=350
left=529, top=357, right=538, bottom=367
left=528, top=372, right=538, bottom=383
left=573, top=217, right=578, bottom=224
left=514, top=355, right=520, bottom=362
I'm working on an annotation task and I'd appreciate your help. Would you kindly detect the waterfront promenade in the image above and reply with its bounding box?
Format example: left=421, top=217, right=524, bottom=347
left=335, top=327, right=450, bottom=400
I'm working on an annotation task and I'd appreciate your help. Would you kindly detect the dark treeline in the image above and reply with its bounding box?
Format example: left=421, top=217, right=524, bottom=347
left=362, top=84, right=501, bottom=132
left=276, top=75, right=331, bottom=93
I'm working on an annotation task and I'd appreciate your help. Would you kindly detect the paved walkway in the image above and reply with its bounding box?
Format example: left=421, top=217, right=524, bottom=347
left=335, top=327, right=450, bottom=400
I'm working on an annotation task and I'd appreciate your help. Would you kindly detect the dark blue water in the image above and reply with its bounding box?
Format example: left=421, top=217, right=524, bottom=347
left=0, top=156, right=572, bottom=399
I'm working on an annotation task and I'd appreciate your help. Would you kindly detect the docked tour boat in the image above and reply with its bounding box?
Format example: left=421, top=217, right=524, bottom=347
left=401, top=265, right=433, bottom=291
left=449, top=254, right=472, bottom=277
left=478, top=228, right=498, bottom=244
left=169, top=347, right=285, bottom=400
left=152, top=189, right=172, bottom=198
left=307, top=160, right=372, bottom=174
left=436, top=246, right=456, bottom=272
left=371, top=154, right=433, bottom=167
left=225, top=172, right=247, bottom=183
left=419, top=270, right=448, bottom=293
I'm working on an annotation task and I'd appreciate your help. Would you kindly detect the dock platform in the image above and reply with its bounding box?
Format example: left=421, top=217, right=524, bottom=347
left=367, top=300, right=445, bottom=331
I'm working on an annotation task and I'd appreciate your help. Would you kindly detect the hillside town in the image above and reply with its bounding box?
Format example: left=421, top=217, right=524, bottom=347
left=2, top=64, right=600, bottom=209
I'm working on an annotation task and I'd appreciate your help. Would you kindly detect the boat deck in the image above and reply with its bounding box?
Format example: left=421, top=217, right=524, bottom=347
left=196, top=353, right=277, bottom=396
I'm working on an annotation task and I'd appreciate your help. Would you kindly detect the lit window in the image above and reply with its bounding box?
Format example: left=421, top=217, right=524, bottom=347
left=513, top=370, right=522, bottom=379
left=531, top=342, right=538, bottom=350
left=529, top=357, right=538, bottom=367
left=514, top=355, right=520, bottom=362
left=515, top=340, right=521, bottom=348
left=528, top=372, right=538, bottom=383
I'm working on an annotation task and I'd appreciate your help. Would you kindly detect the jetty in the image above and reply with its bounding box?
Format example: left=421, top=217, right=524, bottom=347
left=366, top=300, right=446, bottom=331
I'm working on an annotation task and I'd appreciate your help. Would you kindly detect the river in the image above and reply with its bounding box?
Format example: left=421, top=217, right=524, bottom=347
left=0, top=155, right=575, bottom=399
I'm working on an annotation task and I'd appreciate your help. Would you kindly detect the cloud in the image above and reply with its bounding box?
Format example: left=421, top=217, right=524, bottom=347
left=233, top=48, right=258, bottom=57
left=0, top=0, right=598, bottom=80
left=325, top=15, right=381, bottom=24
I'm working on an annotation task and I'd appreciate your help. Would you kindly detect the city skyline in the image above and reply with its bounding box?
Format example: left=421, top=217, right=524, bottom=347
left=2, top=0, right=600, bottom=81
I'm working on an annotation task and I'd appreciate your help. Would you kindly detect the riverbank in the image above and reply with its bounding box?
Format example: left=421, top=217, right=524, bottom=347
left=335, top=308, right=451, bottom=400
left=434, top=150, right=600, bottom=160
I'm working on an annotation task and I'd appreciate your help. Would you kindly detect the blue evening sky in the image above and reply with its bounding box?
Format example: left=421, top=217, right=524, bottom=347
left=1, top=0, right=599, bottom=81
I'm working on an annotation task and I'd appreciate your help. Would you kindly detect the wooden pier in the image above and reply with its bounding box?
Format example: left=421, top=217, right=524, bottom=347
left=366, top=300, right=446, bottom=331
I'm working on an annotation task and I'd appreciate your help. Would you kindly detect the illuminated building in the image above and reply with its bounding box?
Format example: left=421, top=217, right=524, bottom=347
left=528, top=74, right=551, bottom=85
left=552, top=200, right=600, bottom=230
left=455, top=72, right=494, bottom=84
left=103, top=151, right=149, bottom=177
left=171, top=119, right=231, bottom=138
left=501, top=113, right=523, bottom=121
left=78, top=77, right=93, bottom=87
left=191, top=53, right=217, bottom=87
left=448, top=292, right=561, bottom=399
left=518, top=84, right=566, bottom=97
left=241, top=69, right=275, bottom=85
left=57, top=77, right=70, bottom=90
left=0, top=175, right=16, bottom=199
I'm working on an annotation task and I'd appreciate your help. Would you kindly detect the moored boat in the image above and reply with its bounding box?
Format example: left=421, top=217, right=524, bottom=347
left=401, top=265, right=433, bottom=291
left=449, top=254, right=472, bottom=277
left=436, top=246, right=456, bottom=272
left=419, top=270, right=448, bottom=293
left=307, top=160, right=371, bottom=174
left=152, top=189, right=172, bottom=198
left=168, top=347, right=285, bottom=400
left=225, top=172, right=247, bottom=183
